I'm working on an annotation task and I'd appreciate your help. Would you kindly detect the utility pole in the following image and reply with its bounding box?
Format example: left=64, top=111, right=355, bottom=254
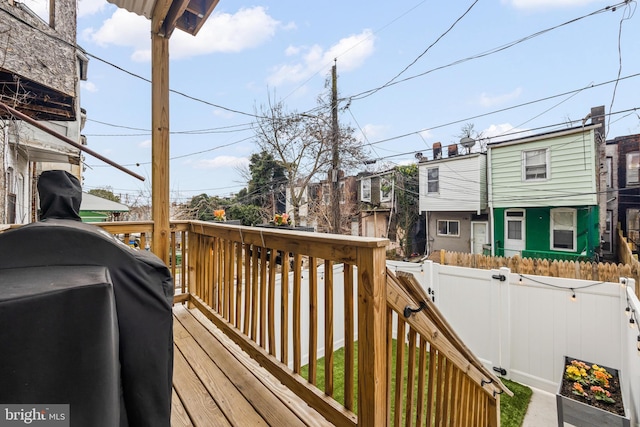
left=330, top=61, right=341, bottom=234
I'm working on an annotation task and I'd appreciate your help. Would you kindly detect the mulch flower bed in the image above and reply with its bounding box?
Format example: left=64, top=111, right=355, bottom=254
left=559, top=357, right=625, bottom=416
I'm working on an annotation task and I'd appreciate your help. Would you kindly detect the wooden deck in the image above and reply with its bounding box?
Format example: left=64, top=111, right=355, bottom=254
left=170, top=304, right=332, bottom=427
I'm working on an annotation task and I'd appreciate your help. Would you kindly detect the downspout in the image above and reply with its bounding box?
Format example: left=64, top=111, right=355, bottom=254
left=488, top=146, right=495, bottom=256
left=425, top=211, right=430, bottom=256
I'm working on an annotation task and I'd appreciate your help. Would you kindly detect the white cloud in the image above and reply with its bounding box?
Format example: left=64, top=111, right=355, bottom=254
left=78, top=0, right=108, bottom=17
left=503, top=0, right=602, bottom=9
left=85, top=7, right=278, bottom=62
left=419, top=129, right=433, bottom=140
left=478, top=87, right=522, bottom=108
left=138, top=139, right=152, bottom=148
left=359, top=123, right=388, bottom=141
left=267, top=29, right=375, bottom=86
left=81, top=81, right=98, bottom=93
left=285, top=45, right=301, bottom=56
left=194, top=156, right=249, bottom=169
left=482, top=123, right=531, bottom=142
left=170, top=7, right=279, bottom=60
left=86, top=9, right=150, bottom=61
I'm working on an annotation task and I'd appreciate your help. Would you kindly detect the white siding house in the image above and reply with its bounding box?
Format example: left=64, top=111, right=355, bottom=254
left=418, top=152, right=488, bottom=254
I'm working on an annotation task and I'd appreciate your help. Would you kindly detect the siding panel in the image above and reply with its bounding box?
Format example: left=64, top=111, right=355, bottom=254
left=490, top=130, right=597, bottom=208
left=419, top=154, right=487, bottom=212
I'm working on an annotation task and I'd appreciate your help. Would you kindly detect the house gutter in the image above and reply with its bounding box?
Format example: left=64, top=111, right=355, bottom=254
left=0, top=101, right=145, bottom=181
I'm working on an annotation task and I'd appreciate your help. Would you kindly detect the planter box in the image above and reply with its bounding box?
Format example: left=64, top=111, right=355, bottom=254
left=556, top=356, right=630, bottom=427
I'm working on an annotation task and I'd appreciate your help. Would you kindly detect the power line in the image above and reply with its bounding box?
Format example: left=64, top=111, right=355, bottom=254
left=364, top=0, right=479, bottom=99
left=607, top=0, right=636, bottom=139
left=348, top=1, right=630, bottom=101
left=358, top=75, right=640, bottom=149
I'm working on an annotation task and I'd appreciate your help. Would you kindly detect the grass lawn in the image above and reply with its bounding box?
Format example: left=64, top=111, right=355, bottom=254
left=301, top=342, right=532, bottom=426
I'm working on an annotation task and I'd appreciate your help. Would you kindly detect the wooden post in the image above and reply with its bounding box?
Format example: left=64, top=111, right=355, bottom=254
left=357, top=246, right=387, bottom=426
left=151, top=30, right=170, bottom=265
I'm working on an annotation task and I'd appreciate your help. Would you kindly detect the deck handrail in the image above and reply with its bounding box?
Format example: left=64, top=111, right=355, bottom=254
left=387, top=269, right=511, bottom=426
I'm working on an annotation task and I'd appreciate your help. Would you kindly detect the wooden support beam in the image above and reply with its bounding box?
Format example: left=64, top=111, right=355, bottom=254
left=151, top=30, right=170, bottom=265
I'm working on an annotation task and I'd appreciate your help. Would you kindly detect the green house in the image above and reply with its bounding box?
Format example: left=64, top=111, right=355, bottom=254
left=488, top=124, right=602, bottom=261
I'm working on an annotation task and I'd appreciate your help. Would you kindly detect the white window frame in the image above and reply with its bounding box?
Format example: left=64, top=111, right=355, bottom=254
left=380, top=177, right=392, bottom=202
left=522, top=148, right=550, bottom=181
left=626, top=152, right=640, bottom=186
left=437, top=220, right=460, bottom=237
left=361, top=178, right=371, bottom=202
left=427, top=167, right=439, bottom=193
left=550, top=208, right=577, bottom=252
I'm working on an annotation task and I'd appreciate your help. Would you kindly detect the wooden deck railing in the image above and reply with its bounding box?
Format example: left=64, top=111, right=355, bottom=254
left=0, top=220, right=510, bottom=425
left=387, top=271, right=510, bottom=426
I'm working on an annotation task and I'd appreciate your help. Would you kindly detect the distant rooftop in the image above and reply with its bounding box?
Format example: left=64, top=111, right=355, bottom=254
left=81, top=192, right=129, bottom=213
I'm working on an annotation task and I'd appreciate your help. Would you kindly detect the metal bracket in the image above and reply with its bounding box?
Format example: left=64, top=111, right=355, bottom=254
left=403, top=301, right=427, bottom=318
left=492, top=274, right=506, bottom=282
left=481, top=378, right=494, bottom=387
left=493, top=366, right=507, bottom=376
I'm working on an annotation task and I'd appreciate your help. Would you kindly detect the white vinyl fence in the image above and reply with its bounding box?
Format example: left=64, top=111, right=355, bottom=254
left=388, top=259, right=640, bottom=426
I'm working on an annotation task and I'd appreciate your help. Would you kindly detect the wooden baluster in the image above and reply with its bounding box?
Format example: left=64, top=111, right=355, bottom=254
left=344, top=263, right=354, bottom=411
left=267, top=250, right=277, bottom=356
left=405, top=328, right=416, bottom=427
left=293, top=254, right=302, bottom=374
left=308, top=257, right=317, bottom=385
left=280, top=252, right=289, bottom=365
left=259, top=246, right=268, bottom=348
left=324, top=260, right=334, bottom=396
left=394, top=319, right=406, bottom=427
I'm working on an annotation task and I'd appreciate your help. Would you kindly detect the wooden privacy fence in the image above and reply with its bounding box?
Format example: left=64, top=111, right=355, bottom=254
left=434, top=248, right=640, bottom=298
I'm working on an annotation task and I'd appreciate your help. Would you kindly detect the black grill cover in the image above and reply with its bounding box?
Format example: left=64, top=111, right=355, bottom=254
left=0, top=221, right=174, bottom=427
left=0, top=266, right=121, bottom=426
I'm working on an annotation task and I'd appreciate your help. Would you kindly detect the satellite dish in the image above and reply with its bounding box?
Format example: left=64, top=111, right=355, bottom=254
left=460, top=136, right=475, bottom=153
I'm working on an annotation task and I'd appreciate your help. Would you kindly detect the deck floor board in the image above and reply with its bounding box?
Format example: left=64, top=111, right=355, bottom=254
left=171, top=304, right=332, bottom=426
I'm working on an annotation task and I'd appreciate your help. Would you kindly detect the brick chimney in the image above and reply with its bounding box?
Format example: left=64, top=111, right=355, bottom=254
left=433, top=142, right=442, bottom=160
left=448, top=144, right=458, bottom=157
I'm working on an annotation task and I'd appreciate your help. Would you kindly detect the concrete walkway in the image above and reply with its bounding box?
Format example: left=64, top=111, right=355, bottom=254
left=521, top=387, right=557, bottom=427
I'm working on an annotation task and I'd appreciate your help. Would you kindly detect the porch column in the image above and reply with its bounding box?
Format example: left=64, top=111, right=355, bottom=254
left=151, top=30, right=170, bottom=265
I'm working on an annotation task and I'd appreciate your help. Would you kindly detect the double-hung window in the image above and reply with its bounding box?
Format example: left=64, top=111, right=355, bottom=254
left=380, top=177, right=392, bottom=202
left=361, top=178, right=371, bottom=202
left=427, top=167, right=439, bottom=193
left=551, top=208, right=576, bottom=251
left=523, top=149, right=549, bottom=180
left=437, top=220, right=459, bottom=237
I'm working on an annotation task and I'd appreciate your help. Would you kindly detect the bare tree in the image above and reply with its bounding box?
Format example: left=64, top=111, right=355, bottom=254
left=457, top=123, right=489, bottom=153
left=253, top=93, right=365, bottom=224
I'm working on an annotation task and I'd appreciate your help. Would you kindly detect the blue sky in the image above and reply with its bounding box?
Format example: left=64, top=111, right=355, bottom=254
left=27, top=0, right=640, bottom=204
